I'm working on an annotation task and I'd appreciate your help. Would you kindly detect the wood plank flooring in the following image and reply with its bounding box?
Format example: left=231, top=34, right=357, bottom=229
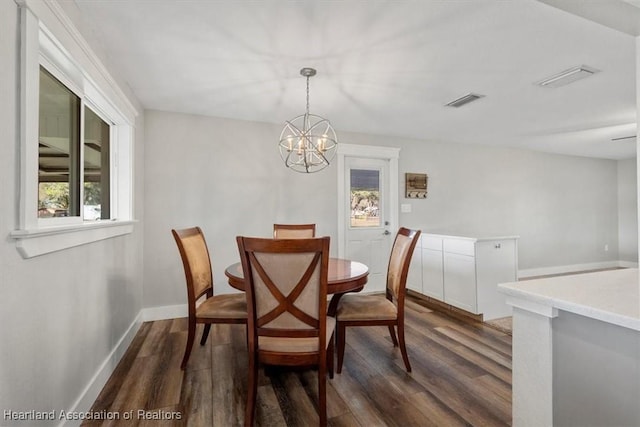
left=82, top=297, right=512, bottom=426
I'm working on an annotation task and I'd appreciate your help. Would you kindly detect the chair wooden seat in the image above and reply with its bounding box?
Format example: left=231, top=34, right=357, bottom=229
left=196, top=293, right=247, bottom=319
left=336, top=227, right=421, bottom=374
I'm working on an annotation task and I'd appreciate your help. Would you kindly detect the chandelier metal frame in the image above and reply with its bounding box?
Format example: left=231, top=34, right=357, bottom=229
left=279, top=68, right=338, bottom=173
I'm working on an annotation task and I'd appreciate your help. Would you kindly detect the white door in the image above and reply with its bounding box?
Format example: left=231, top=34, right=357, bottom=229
left=337, top=144, right=400, bottom=293
left=343, top=157, right=392, bottom=291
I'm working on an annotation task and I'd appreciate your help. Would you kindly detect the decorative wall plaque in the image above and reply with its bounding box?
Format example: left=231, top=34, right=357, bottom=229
left=405, top=173, right=428, bottom=198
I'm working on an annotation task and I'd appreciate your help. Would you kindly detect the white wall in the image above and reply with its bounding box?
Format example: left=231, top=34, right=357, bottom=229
left=0, top=1, right=145, bottom=424
left=618, top=158, right=638, bottom=263
left=553, top=311, right=640, bottom=426
left=360, top=133, right=623, bottom=273
left=143, top=111, right=339, bottom=308
left=144, top=110, right=629, bottom=309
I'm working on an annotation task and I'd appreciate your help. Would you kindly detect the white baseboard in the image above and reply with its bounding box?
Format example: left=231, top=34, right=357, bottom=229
left=519, top=260, right=637, bottom=279
left=60, top=312, right=143, bottom=427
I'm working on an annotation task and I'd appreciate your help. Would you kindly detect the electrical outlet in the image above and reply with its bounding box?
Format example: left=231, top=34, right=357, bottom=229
left=401, top=203, right=412, bottom=213
left=604, top=244, right=609, bottom=252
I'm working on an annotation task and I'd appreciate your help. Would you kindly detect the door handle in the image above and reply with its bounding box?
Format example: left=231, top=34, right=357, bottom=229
left=383, top=230, right=391, bottom=235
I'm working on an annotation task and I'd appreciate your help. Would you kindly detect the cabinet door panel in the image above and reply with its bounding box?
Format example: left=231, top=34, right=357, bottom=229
left=422, top=248, right=444, bottom=299
left=407, top=244, right=422, bottom=292
left=476, top=239, right=517, bottom=319
left=443, top=252, right=477, bottom=312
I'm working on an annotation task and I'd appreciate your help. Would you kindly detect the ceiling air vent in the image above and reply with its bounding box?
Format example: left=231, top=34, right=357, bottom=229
left=611, top=135, right=636, bottom=142
left=536, top=65, right=599, bottom=88
left=445, top=93, right=485, bottom=108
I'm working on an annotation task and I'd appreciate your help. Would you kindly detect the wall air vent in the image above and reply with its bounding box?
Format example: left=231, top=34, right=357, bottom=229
left=445, top=93, right=485, bottom=108
left=536, top=65, right=600, bottom=88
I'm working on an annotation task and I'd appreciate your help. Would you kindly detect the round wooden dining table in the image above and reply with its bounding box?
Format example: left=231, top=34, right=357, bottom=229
left=224, top=257, right=369, bottom=315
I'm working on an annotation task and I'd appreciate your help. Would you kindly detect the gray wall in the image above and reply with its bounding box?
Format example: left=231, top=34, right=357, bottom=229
left=357, top=132, right=624, bottom=272
left=553, top=311, right=640, bottom=426
left=143, top=111, right=338, bottom=308
left=144, top=109, right=631, bottom=308
left=0, top=1, right=145, bottom=423
left=618, top=158, right=638, bottom=262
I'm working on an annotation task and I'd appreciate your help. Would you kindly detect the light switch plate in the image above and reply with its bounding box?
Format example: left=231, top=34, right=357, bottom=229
left=401, top=203, right=412, bottom=213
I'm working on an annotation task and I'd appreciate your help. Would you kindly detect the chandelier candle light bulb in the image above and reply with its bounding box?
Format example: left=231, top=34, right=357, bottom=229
left=279, top=68, right=338, bottom=173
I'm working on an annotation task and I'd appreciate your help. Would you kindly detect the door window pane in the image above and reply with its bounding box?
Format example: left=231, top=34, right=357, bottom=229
left=38, top=67, right=81, bottom=218
left=350, top=169, right=381, bottom=227
left=84, top=107, right=110, bottom=220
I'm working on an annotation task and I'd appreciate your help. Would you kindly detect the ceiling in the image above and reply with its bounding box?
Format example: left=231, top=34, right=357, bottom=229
left=71, top=0, right=639, bottom=160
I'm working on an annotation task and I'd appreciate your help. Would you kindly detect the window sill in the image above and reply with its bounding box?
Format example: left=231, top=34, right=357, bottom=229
left=11, top=220, right=136, bottom=258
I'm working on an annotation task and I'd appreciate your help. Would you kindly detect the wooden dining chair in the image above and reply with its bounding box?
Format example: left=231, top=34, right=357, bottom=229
left=237, top=236, right=333, bottom=426
left=273, top=223, right=316, bottom=239
left=336, top=227, right=421, bottom=373
left=172, top=227, right=247, bottom=369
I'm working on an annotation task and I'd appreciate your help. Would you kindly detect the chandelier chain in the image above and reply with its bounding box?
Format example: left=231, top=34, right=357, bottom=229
left=306, top=75, right=310, bottom=116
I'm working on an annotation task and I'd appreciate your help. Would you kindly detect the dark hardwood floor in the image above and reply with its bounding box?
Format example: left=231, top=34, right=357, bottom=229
left=83, top=297, right=512, bottom=426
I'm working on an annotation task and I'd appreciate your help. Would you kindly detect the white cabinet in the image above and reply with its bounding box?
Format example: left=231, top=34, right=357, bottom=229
left=421, top=236, right=444, bottom=300
left=406, top=240, right=422, bottom=292
left=408, top=233, right=518, bottom=321
left=475, top=239, right=518, bottom=319
left=443, top=251, right=477, bottom=312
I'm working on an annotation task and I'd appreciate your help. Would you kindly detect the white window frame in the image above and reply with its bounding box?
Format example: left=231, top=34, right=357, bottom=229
left=11, top=2, right=138, bottom=258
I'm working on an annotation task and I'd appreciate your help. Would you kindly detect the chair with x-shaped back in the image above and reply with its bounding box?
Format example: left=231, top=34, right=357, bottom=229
left=237, top=236, right=333, bottom=426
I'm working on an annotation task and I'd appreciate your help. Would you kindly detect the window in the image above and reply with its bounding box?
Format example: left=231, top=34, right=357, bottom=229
left=38, top=67, right=81, bottom=219
left=83, top=107, right=111, bottom=220
left=37, top=67, right=112, bottom=221
left=350, top=169, right=381, bottom=227
left=12, top=2, right=138, bottom=258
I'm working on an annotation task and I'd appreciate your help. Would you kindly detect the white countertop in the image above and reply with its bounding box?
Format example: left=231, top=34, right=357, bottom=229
left=498, top=268, right=640, bottom=331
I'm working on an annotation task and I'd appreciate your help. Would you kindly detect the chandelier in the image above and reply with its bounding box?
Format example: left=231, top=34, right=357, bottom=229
left=279, top=68, right=338, bottom=173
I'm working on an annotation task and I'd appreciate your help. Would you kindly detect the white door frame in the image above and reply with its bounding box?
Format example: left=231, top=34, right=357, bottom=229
left=337, top=143, right=401, bottom=258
